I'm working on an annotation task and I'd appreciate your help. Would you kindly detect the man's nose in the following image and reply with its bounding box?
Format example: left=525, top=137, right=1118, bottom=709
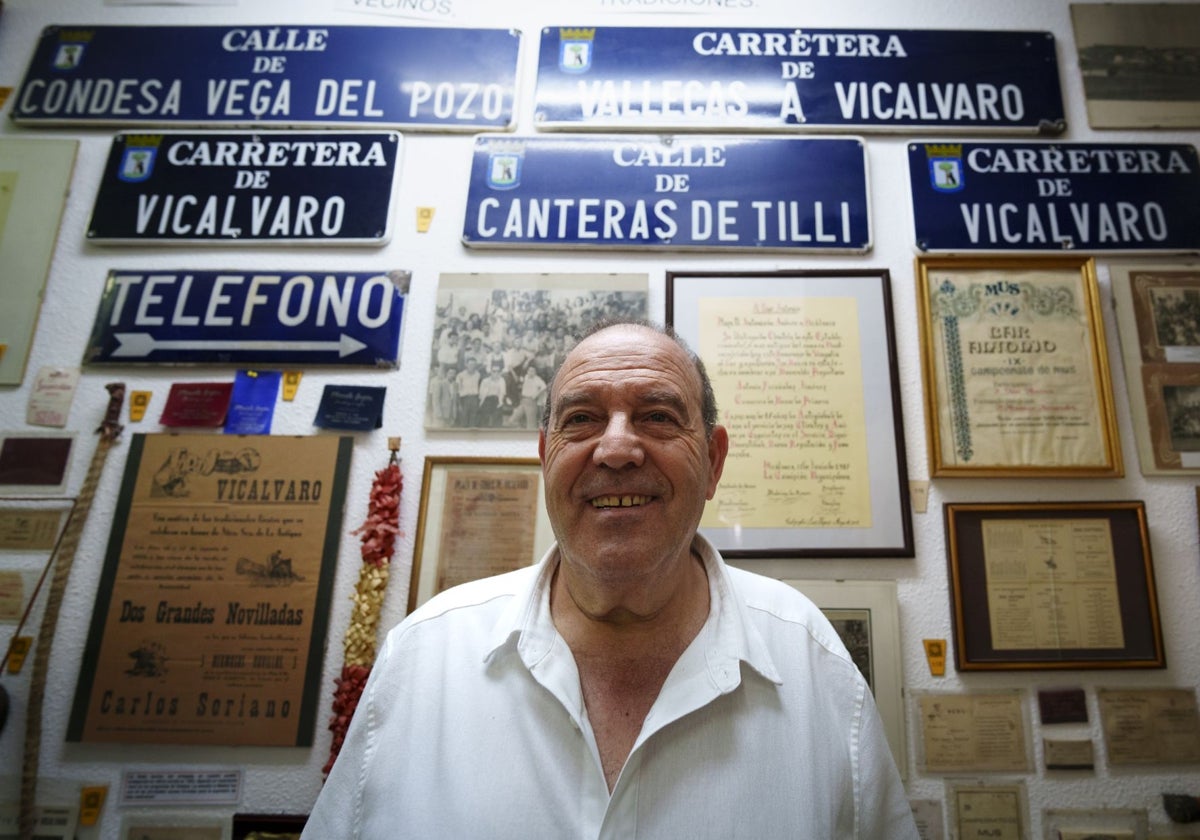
left=593, top=413, right=644, bottom=469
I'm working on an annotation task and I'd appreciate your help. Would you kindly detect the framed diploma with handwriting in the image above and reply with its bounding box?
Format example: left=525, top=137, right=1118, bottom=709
left=1110, top=261, right=1200, bottom=475
left=409, top=457, right=554, bottom=613
left=667, top=270, right=913, bottom=557
left=916, top=255, right=1122, bottom=477
left=945, top=501, right=1164, bottom=671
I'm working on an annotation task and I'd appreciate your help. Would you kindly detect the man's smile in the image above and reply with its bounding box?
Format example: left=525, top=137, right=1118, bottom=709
left=590, top=494, right=653, bottom=508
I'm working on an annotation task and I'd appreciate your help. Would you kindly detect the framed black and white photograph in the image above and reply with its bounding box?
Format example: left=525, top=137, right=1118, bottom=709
left=1071, top=3, right=1200, bottom=129
left=426, top=273, right=648, bottom=431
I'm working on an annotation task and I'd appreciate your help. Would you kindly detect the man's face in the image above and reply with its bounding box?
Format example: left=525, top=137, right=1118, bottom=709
left=538, top=325, right=727, bottom=586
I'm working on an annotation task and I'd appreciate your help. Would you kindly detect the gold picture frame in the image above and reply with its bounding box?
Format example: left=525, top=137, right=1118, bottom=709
left=916, top=255, right=1122, bottom=477
left=408, top=456, right=554, bottom=613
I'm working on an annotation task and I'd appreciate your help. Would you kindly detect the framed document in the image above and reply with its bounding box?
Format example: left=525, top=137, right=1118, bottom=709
left=409, top=457, right=554, bottom=613
left=120, top=815, right=228, bottom=840
left=1110, top=261, right=1200, bottom=474
left=784, top=579, right=907, bottom=777
left=945, top=501, right=1164, bottom=671
left=67, top=433, right=352, bottom=746
left=0, top=138, right=78, bottom=386
left=916, top=255, right=1122, bottom=478
left=667, top=269, right=913, bottom=557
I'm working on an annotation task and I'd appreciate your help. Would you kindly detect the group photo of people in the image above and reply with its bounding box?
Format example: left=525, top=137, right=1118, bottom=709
left=424, top=275, right=648, bottom=430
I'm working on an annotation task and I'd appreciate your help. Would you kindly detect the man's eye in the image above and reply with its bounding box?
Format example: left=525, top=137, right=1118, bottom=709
left=563, top=413, right=592, bottom=425
left=645, top=411, right=673, bottom=423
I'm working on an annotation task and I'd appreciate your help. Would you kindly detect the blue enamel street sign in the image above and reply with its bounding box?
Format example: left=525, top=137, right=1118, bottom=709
left=535, top=27, right=1065, bottom=133
left=11, top=24, right=520, bottom=130
left=87, top=131, right=400, bottom=244
left=462, top=134, right=871, bottom=252
left=84, top=270, right=409, bottom=367
left=907, top=141, right=1200, bottom=253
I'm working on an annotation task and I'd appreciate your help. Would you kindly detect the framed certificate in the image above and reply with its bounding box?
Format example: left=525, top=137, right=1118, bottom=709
left=945, top=501, right=1164, bottom=671
left=408, top=457, right=554, bottom=613
left=1110, top=261, right=1200, bottom=474
left=667, top=269, right=913, bottom=557
left=945, top=780, right=1029, bottom=840
left=916, top=255, right=1122, bottom=477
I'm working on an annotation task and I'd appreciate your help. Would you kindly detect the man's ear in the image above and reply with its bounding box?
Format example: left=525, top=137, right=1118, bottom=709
left=538, top=428, right=548, bottom=465
left=705, top=425, right=729, bottom=500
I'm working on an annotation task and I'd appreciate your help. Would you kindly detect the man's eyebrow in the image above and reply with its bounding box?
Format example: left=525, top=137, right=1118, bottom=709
left=552, top=389, right=692, bottom=422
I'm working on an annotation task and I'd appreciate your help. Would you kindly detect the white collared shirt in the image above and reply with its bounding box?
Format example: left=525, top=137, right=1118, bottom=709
left=304, top=537, right=918, bottom=840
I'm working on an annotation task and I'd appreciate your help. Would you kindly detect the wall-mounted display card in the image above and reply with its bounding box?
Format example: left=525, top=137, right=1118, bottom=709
left=84, top=269, right=408, bottom=367
left=463, top=134, right=871, bottom=252
left=945, top=780, right=1029, bottom=840
left=67, top=433, right=352, bottom=746
left=907, top=141, right=1200, bottom=252
left=11, top=25, right=519, bottom=130
left=917, top=691, right=1032, bottom=773
left=534, top=27, right=1064, bottom=133
left=87, top=131, right=400, bottom=244
left=1043, top=738, right=1095, bottom=771
left=668, top=269, right=912, bottom=557
left=427, top=273, right=648, bottom=430
left=1110, top=261, right=1200, bottom=475
left=910, top=800, right=944, bottom=840
left=409, top=457, right=553, bottom=613
left=1098, top=687, right=1200, bottom=766
left=159, top=382, right=233, bottom=427
left=0, top=138, right=77, bottom=386
left=313, top=384, right=385, bottom=431
left=0, top=507, right=64, bottom=550
left=945, top=501, right=1163, bottom=671
left=0, top=433, right=74, bottom=494
left=26, top=366, right=80, bottom=427
left=223, top=371, right=280, bottom=435
left=915, top=255, right=1122, bottom=477
left=1038, top=687, right=1088, bottom=724
left=1071, top=3, right=1200, bottom=130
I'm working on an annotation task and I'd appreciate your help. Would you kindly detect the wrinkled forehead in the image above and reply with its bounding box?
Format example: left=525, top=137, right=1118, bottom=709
left=553, top=326, right=700, bottom=404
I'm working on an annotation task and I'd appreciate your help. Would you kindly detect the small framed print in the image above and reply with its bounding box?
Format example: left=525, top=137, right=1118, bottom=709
left=916, top=255, right=1122, bottom=477
left=782, top=579, right=907, bottom=777
left=1110, top=261, right=1200, bottom=474
left=409, top=457, right=554, bottom=613
left=1042, top=807, right=1147, bottom=840
left=945, top=501, right=1164, bottom=671
left=231, top=813, right=307, bottom=839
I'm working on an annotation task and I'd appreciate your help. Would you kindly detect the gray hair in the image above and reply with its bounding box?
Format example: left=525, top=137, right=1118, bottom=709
left=539, top=318, right=718, bottom=437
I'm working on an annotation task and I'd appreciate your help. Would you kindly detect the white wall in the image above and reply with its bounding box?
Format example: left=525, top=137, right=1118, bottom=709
left=0, top=0, right=1197, bottom=837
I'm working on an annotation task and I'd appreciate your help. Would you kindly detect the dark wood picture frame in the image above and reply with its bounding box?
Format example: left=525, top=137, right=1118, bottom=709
left=945, top=501, right=1164, bottom=671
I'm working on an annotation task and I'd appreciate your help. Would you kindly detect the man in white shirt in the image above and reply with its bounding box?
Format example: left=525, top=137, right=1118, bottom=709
left=305, top=320, right=918, bottom=839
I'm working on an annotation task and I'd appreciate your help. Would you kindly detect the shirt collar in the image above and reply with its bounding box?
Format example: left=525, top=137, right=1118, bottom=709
left=483, top=535, right=782, bottom=689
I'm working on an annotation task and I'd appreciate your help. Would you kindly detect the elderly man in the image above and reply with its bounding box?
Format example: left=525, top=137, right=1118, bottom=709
left=305, top=319, right=918, bottom=839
